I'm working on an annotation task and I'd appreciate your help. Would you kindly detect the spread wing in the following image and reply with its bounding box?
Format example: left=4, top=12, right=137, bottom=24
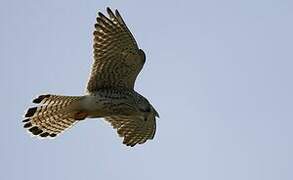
left=104, top=114, right=156, bottom=147
left=87, top=7, right=146, bottom=92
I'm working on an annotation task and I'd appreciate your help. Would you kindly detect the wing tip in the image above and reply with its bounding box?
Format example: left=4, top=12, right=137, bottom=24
left=106, top=7, right=114, bottom=16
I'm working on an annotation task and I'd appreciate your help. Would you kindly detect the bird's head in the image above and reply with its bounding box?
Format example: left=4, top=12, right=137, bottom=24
left=136, top=96, right=159, bottom=118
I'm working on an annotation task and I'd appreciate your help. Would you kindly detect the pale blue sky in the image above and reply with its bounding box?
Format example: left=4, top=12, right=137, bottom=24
left=1, top=0, right=293, bottom=180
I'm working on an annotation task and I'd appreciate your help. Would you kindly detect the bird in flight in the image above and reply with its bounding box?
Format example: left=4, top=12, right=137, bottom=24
left=22, top=7, right=159, bottom=147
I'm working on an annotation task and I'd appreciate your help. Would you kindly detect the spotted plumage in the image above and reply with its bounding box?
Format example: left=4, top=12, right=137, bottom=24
left=23, top=7, right=159, bottom=147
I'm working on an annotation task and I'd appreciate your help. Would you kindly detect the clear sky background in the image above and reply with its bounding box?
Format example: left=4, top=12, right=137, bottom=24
left=1, top=0, right=292, bottom=179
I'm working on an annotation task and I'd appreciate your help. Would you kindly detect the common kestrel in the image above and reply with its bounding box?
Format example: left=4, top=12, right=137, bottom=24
left=22, top=7, right=159, bottom=147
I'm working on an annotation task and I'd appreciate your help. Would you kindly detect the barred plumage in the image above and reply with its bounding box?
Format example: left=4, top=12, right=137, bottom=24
left=105, top=115, right=156, bottom=147
left=23, top=7, right=159, bottom=147
left=23, top=94, right=84, bottom=138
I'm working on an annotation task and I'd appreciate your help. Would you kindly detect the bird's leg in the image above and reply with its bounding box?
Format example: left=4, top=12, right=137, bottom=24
left=73, top=111, right=88, bottom=120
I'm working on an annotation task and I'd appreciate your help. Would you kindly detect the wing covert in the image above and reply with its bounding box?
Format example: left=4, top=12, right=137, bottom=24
left=87, top=8, right=145, bottom=93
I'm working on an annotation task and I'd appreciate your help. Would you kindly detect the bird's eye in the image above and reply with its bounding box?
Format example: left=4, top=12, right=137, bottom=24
left=144, top=106, right=151, bottom=112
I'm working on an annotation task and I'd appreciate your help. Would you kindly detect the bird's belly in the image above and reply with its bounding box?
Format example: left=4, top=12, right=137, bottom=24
left=81, top=95, right=136, bottom=118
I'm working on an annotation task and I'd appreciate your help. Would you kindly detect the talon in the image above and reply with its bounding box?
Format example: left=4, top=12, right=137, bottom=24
left=74, top=111, right=88, bottom=120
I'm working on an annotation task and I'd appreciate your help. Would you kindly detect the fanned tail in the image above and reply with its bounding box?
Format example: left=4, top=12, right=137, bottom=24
left=23, top=94, right=87, bottom=138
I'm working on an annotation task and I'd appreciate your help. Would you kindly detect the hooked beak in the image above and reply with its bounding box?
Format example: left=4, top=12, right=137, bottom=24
left=153, top=108, right=160, bottom=118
